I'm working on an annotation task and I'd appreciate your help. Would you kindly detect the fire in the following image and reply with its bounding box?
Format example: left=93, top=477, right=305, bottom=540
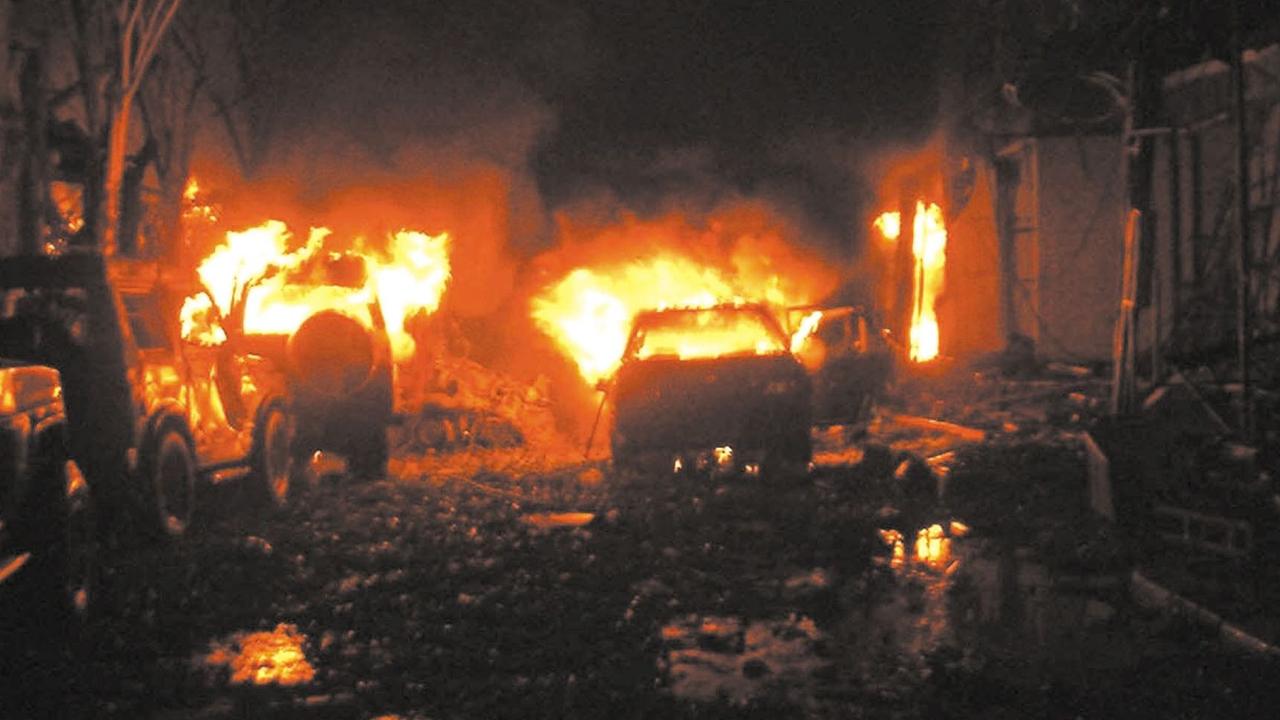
left=180, top=219, right=450, bottom=362
left=874, top=201, right=946, bottom=362
left=790, top=310, right=823, bottom=354
left=913, top=523, right=951, bottom=568
left=531, top=255, right=818, bottom=385
left=205, top=624, right=316, bottom=686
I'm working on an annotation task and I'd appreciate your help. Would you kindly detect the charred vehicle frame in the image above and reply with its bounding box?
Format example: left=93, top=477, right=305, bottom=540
left=0, top=253, right=293, bottom=539
left=607, top=303, right=813, bottom=476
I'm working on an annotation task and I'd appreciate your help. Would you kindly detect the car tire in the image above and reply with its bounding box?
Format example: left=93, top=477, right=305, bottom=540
left=348, top=424, right=388, bottom=481
left=252, top=401, right=294, bottom=507
left=145, top=425, right=197, bottom=537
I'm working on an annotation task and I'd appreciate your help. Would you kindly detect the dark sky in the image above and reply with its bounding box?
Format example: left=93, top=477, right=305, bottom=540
left=242, top=0, right=947, bottom=222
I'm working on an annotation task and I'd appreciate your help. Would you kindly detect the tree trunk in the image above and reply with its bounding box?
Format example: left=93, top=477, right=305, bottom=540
left=102, top=92, right=133, bottom=255
left=17, top=48, right=46, bottom=255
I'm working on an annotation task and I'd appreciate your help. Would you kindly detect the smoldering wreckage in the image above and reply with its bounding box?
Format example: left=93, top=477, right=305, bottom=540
left=0, top=160, right=1274, bottom=718
left=6, top=41, right=1280, bottom=720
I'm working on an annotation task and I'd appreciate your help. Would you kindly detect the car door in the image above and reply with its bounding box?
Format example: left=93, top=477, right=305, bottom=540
left=791, top=306, right=892, bottom=427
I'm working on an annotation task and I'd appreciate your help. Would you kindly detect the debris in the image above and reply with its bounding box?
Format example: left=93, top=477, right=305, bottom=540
left=523, top=512, right=595, bottom=528
left=1045, top=362, right=1093, bottom=378
left=240, top=536, right=273, bottom=555
left=889, top=413, right=986, bottom=442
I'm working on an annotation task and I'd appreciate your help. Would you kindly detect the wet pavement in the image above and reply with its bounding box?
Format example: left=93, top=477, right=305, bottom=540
left=4, top=424, right=1280, bottom=719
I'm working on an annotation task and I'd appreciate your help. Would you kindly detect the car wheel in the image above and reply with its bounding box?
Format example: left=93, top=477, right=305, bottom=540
left=147, top=426, right=196, bottom=537
left=348, top=424, right=388, bottom=481
left=253, top=402, right=294, bottom=507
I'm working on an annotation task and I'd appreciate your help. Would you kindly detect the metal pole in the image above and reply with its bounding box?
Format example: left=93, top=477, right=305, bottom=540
left=1231, top=1, right=1252, bottom=437
left=1169, top=130, right=1183, bottom=345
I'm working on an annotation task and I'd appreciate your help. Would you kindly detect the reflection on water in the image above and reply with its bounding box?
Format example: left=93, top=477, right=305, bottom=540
left=861, top=520, right=1115, bottom=677
left=204, top=624, right=316, bottom=686
left=658, top=613, right=828, bottom=705
left=523, top=511, right=595, bottom=528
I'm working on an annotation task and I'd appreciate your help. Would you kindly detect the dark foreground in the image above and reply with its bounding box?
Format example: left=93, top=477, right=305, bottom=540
left=3, top=432, right=1279, bottom=719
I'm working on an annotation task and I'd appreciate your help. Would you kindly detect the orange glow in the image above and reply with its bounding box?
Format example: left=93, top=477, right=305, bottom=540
left=205, top=624, right=316, bottom=686
left=183, top=177, right=220, bottom=224
left=873, top=211, right=900, bottom=242
left=531, top=257, right=816, bottom=385
left=789, top=310, right=823, bottom=354
left=913, top=523, right=951, bottom=568
left=179, top=218, right=450, bottom=363
left=874, top=201, right=946, bottom=362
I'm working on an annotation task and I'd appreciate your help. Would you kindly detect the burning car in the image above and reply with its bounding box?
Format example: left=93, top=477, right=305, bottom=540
left=0, top=253, right=293, bottom=538
left=788, top=305, right=892, bottom=429
left=202, top=251, right=395, bottom=481
left=0, top=360, right=94, bottom=619
left=608, top=303, right=812, bottom=475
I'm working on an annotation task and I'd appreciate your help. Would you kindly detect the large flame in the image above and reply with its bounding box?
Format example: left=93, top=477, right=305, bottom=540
left=875, top=201, right=946, bottom=362
left=180, top=218, right=451, bottom=362
left=531, top=255, right=815, bottom=385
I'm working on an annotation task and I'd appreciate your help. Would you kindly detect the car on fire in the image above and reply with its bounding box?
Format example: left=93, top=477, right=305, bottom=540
left=227, top=252, right=395, bottom=481
left=0, top=253, right=294, bottom=539
left=607, top=303, right=812, bottom=475
left=0, top=359, right=94, bottom=620
left=788, top=304, right=893, bottom=429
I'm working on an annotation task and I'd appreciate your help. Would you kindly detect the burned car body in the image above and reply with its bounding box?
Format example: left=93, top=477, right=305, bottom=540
left=788, top=304, right=892, bottom=428
left=0, top=253, right=292, bottom=538
left=0, top=360, right=93, bottom=618
left=216, top=252, right=394, bottom=480
left=609, top=303, right=812, bottom=473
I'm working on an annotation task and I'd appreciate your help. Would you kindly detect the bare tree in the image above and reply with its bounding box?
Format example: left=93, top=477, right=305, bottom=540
left=101, top=0, right=183, bottom=254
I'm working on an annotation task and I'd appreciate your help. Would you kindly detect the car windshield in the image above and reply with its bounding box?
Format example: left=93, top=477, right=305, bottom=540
left=629, top=307, right=787, bottom=361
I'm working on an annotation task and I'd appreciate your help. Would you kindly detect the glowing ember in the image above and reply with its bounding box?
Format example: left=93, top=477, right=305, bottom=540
left=205, top=624, right=316, bottom=686
left=913, top=523, right=951, bottom=568
left=874, top=201, right=946, bottom=362
left=531, top=256, right=813, bottom=385
left=180, top=218, right=450, bottom=363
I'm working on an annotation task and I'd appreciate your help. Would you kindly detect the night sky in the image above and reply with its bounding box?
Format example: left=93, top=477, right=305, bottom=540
left=222, top=0, right=948, bottom=239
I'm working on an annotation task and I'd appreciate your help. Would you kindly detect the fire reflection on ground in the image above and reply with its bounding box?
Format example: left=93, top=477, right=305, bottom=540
left=204, top=624, right=316, bottom=687
left=658, top=613, right=828, bottom=706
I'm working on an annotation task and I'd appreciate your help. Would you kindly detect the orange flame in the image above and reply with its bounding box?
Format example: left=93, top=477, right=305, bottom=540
left=874, top=201, right=946, bottom=362
left=530, top=255, right=814, bottom=385
left=205, top=624, right=315, bottom=686
left=180, top=218, right=450, bottom=362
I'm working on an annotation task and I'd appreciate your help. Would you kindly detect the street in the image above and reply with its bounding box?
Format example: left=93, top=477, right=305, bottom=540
left=6, top=413, right=1279, bottom=720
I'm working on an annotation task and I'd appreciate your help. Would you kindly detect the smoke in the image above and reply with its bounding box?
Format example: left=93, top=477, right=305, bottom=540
left=182, top=0, right=947, bottom=437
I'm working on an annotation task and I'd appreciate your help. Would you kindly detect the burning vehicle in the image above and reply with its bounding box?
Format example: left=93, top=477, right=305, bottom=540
left=607, top=303, right=812, bottom=475
left=0, top=253, right=292, bottom=538
left=789, top=305, right=893, bottom=428
left=179, top=218, right=450, bottom=480
left=245, top=254, right=395, bottom=481
left=0, top=360, right=93, bottom=618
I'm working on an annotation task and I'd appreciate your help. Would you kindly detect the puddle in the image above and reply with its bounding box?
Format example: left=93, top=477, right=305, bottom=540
left=658, top=613, right=828, bottom=705
left=856, top=520, right=1118, bottom=677
left=203, top=624, right=316, bottom=686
